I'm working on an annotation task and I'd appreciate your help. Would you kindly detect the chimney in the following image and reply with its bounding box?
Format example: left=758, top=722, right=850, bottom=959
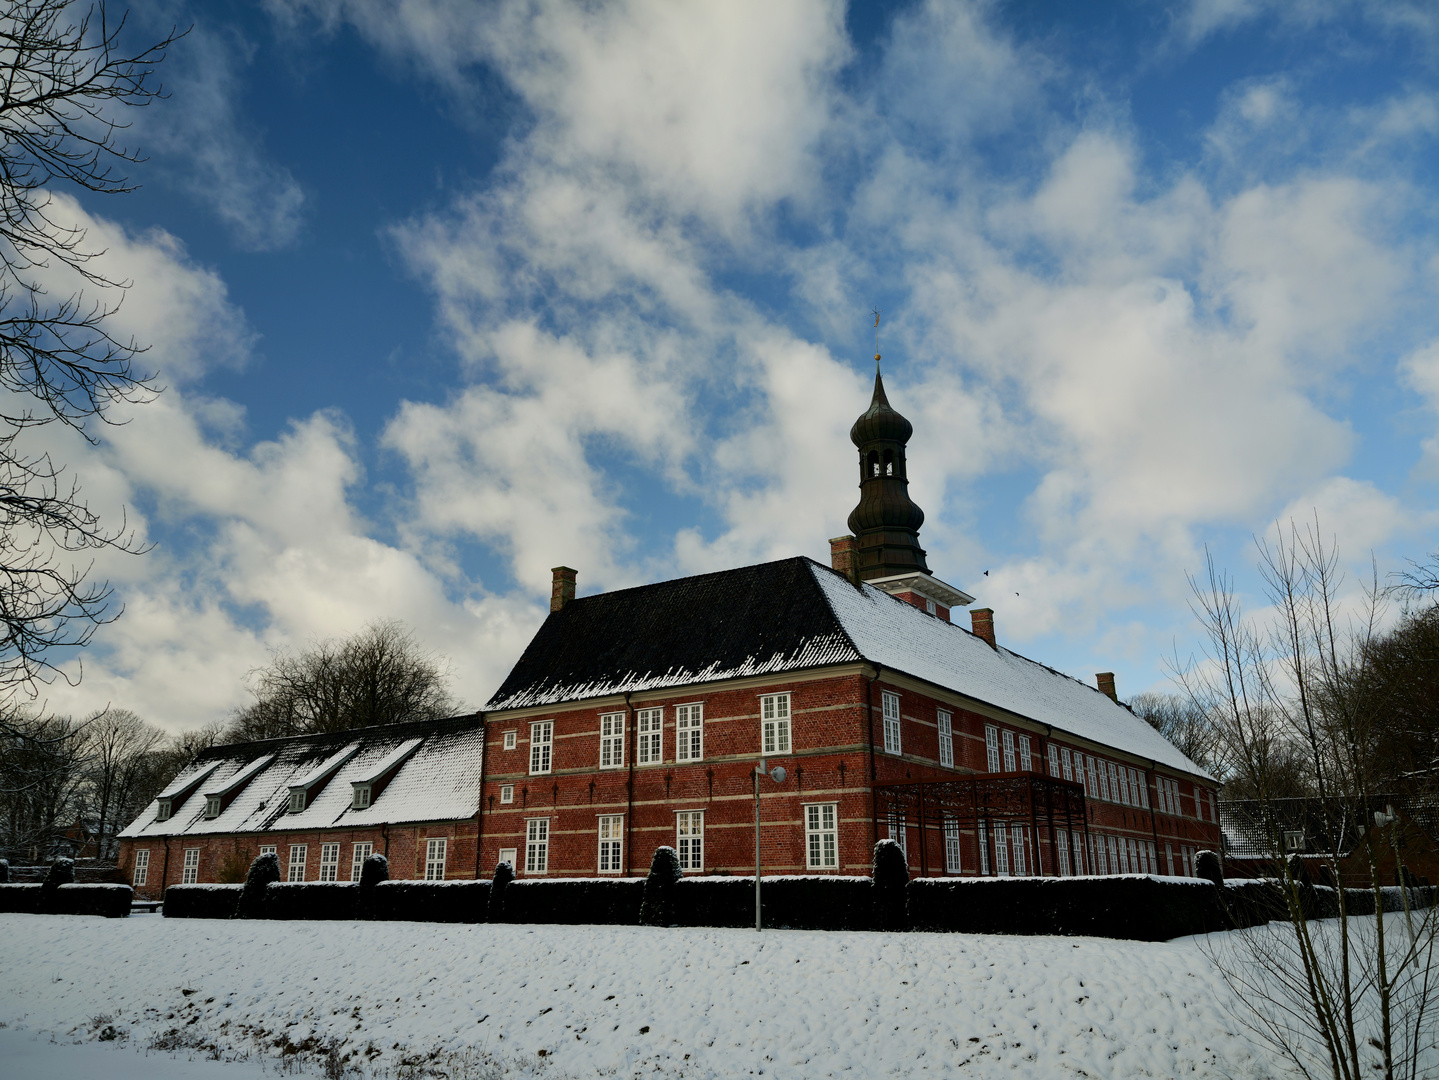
left=970, top=607, right=996, bottom=649
left=1097, top=672, right=1117, bottom=701
left=829, top=535, right=860, bottom=585
left=550, top=566, right=577, bottom=612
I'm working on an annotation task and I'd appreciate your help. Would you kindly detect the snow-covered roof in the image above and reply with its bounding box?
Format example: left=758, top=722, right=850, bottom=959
left=203, top=754, right=273, bottom=798
left=119, top=716, right=484, bottom=840
left=289, top=743, right=360, bottom=791
left=353, top=738, right=423, bottom=785
left=486, top=556, right=1211, bottom=780
left=155, top=759, right=220, bottom=801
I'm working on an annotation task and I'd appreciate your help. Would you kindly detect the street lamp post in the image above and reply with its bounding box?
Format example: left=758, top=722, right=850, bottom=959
left=754, top=758, right=786, bottom=932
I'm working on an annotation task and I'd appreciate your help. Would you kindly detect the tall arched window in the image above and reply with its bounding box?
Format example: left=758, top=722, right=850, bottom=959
left=867, top=450, right=880, bottom=477
left=883, top=449, right=894, bottom=476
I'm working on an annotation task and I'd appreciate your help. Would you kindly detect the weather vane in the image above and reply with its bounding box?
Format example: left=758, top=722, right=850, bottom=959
left=872, top=308, right=881, bottom=370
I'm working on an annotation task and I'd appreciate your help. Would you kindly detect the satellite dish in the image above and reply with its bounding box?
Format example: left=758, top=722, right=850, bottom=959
left=769, top=766, right=786, bottom=784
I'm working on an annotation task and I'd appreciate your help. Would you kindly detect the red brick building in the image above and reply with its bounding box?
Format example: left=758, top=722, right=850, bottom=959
left=116, top=367, right=1220, bottom=896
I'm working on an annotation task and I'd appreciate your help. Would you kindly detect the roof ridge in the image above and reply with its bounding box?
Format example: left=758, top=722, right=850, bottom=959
left=556, top=555, right=815, bottom=608
left=198, top=712, right=483, bottom=757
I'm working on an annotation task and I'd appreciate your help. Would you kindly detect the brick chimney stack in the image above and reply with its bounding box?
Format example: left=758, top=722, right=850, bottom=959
left=1097, top=672, right=1117, bottom=701
left=829, top=535, right=860, bottom=585
left=550, top=566, right=577, bottom=612
left=970, top=607, right=996, bottom=649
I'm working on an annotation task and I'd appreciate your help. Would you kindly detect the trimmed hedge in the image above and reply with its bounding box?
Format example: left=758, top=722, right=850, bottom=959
left=364, top=880, right=488, bottom=923
left=263, top=882, right=359, bottom=921
left=0, top=882, right=130, bottom=917
left=164, top=884, right=244, bottom=920
left=509, top=878, right=644, bottom=925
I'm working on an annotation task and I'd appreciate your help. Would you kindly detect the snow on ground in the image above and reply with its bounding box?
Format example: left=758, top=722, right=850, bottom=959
left=0, top=912, right=1289, bottom=1079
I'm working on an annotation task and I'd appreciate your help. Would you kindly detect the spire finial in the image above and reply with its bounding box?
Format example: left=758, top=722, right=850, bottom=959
left=872, top=308, right=881, bottom=371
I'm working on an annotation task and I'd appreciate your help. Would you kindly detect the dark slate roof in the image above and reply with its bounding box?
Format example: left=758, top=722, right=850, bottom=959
left=485, top=557, right=860, bottom=711
left=1221, top=795, right=1439, bottom=860
left=486, top=557, right=1210, bottom=777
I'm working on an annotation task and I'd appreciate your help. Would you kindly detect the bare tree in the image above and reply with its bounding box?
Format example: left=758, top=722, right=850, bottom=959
left=78, top=705, right=159, bottom=858
left=0, top=707, right=85, bottom=855
left=0, top=2, right=183, bottom=710
left=227, top=620, right=458, bottom=741
left=1129, top=690, right=1219, bottom=774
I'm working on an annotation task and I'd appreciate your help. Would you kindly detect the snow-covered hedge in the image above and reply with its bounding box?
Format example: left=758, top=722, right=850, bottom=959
left=0, top=882, right=130, bottom=917
left=666, top=875, right=875, bottom=930
left=508, top=877, right=643, bottom=925
left=263, top=882, right=360, bottom=921
left=164, top=883, right=244, bottom=919
left=365, top=880, right=489, bottom=923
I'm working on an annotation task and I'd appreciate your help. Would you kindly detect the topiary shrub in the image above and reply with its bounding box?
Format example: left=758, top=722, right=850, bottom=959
left=871, top=839, right=908, bottom=931
left=40, top=857, right=75, bottom=912
left=639, top=846, right=683, bottom=927
left=359, top=853, right=389, bottom=888
left=487, top=860, right=514, bottom=923
left=233, top=852, right=280, bottom=919
left=1195, top=850, right=1224, bottom=887
left=0, top=858, right=9, bottom=884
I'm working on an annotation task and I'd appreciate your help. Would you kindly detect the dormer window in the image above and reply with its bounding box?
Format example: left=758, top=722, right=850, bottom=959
left=1284, top=829, right=1305, bottom=852
left=156, top=799, right=173, bottom=822
left=289, top=789, right=306, bottom=813
left=204, top=796, right=222, bottom=819
left=352, top=784, right=372, bottom=809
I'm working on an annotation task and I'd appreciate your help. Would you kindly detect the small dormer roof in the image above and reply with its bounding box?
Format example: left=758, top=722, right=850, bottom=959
left=203, top=755, right=275, bottom=799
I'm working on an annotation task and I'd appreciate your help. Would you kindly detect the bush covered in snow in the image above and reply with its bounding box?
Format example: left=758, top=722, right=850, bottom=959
left=367, top=880, right=488, bottom=923
left=1195, top=849, right=1223, bottom=886
left=487, top=860, right=513, bottom=923
left=358, top=853, right=389, bottom=888
left=163, top=884, right=245, bottom=919
left=42, top=857, right=75, bottom=892
left=45, top=883, right=132, bottom=918
left=0, top=883, right=40, bottom=913
left=639, top=846, right=682, bottom=926
left=872, top=840, right=908, bottom=931
left=234, top=852, right=281, bottom=919
left=0, top=857, right=9, bottom=883
left=509, top=878, right=644, bottom=925
left=264, top=882, right=359, bottom=921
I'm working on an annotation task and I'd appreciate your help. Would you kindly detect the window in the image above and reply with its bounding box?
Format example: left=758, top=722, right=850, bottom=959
left=1002, top=730, right=1016, bottom=772
left=1125, top=838, right=1138, bottom=873
left=1103, top=761, right=1116, bottom=802
left=289, top=790, right=305, bottom=813
left=156, top=799, right=172, bottom=822
left=1107, top=835, right=1119, bottom=875
left=1072, top=831, right=1085, bottom=875
left=1018, top=735, right=1032, bottom=773
left=1060, top=747, right=1073, bottom=781
left=1284, top=829, right=1306, bottom=852
left=350, top=843, right=373, bottom=881
left=598, top=815, right=624, bottom=873
left=993, top=822, right=1010, bottom=875
left=259, top=845, right=277, bottom=857
left=599, top=712, right=625, bottom=769
left=498, top=847, right=517, bottom=870
left=925, top=597, right=936, bottom=615
left=636, top=708, right=663, bottom=764
left=1012, top=825, right=1028, bottom=876
left=760, top=694, right=791, bottom=755
left=1085, top=755, right=1098, bottom=797
left=1058, top=829, right=1071, bottom=875
left=882, top=691, right=901, bottom=755
left=978, top=822, right=990, bottom=875
left=1118, top=767, right=1131, bottom=806
left=132, top=849, right=150, bottom=886
left=500, top=784, right=514, bottom=804
left=1133, top=769, right=1148, bottom=809
left=525, top=819, right=549, bottom=874
left=205, top=796, right=222, bottom=819
left=352, top=784, right=371, bottom=809
left=943, top=816, right=961, bottom=874
left=319, top=843, right=340, bottom=882
left=1073, top=753, right=1085, bottom=791
left=503, top=730, right=517, bottom=751
left=676, top=703, right=703, bottom=762
left=676, top=811, right=704, bottom=872
left=985, top=725, right=1000, bottom=773
left=1182, top=845, right=1193, bottom=877
left=288, top=844, right=307, bottom=882
left=805, top=803, right=838, bottom=869
left=937, top=711, right=953, bottom=768
left=529, top=721, right=553, bottom=775
left=1048, top=744, right=1060, bottom=777
left=425, top=838, right=447, bottom=880
left=886, top=812, right=907, bottom=857
left=182, top=848, right=200, bottom=884
left=1091, top=834, right=1106, bottom=875
left=1147, top=841, right=1158, bottom=874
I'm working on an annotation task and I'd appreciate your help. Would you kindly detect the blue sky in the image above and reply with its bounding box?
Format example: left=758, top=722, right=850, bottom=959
left=41, top=0, right=1439, bottom=730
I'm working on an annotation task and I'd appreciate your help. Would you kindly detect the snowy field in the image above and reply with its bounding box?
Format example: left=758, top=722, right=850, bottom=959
left=0, top=912, right=1298, bottom=1079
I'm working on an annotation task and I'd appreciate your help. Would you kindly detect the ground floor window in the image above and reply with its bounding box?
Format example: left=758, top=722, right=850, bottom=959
left=598, top=815, right=624, bottom=873
left=181, top=848, right=200, bottom=884
left=259, top=844, right=277, bottom=857
left=1057, top=828, right=1071, bottom=875
left=351, top=842, right=373, bottom=881
left=1010, top=824, right=1029, bottom=876
left=425, top=838, right=447, bottom=880
left=1071, top=831, right=1085, bottom=874
left=676, top=810, right=704, bottom=872
left=132, top=848, right=149, bottom=886
left=317, top=843, right=339, bottom=881
left=1182, top=845, right=1194, bottom=877
left=1108, top=835, right=1121, bottom=874
left=943, top=816, right=961, bottom=874
left=1165, top=843, right=1174, bottom=876
left=498, top=847, right=517, bottom=871
left=993, top=822, right=1011, bottom=875
left=525, top=820, right=549, bottom=875
left=978, top=822, right=990, bottom=875
left=886, top=812, right=907, bottom=858
left=805, top=803, right=838, bottom=869
left=288, top=844, right=307, bottom=882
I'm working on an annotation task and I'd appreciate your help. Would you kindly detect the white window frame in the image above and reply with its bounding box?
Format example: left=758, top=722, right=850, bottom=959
left=1060, top=747, right=1074, bottom=781
left=881, top=691, right=901, bottom=755
left=598, top=814, right=624, bottom=874
left=425, top=838, right=447, bottom=880
left=676, top=810, right=704, bottom=872
left=1132, top=769, right=1148, bottom=809
left=1058, top=829, right=1071, bottom=875
left=498, top=847, right=517, bottom=871
left=636, top=707, right=663, bottom=765
left=289, top=789, right=306, bottom=814
left=1147, top=841, right=1158, bottom=874
left=350, top=842, right=373, bottom=881
left=529, top=721, right=553, bottom=775
left=804, top=803, right=838, bottom=870
left=675, top=703, right=704, bottom=762
left=288, top=844, right=307, bottom=882
left=937, top=710, right=953, bottom=768
left=1098, top=760, right=1112, bottom=801
left=985, top=725, right=1000, bottom=773
left=503, top=730, right=517, bottom=751
left=887, top=811, right=908, bottom=857
left=599, top=712, right=625, bottom=769
left=1012, top=824, right=1028, bottom=876
left=760, top=693, right=791, bottom=755
left=1107, top=835, right=1119, bottom=875
left=1073, top=752, right=1085, bottom=790
left=978, top=821, right=990, bottom=875
left=1166, top=843, right=1175, bottom=875
left=993, top=822, right=1010, bottom=875
left=1085, top=755, right=1098, bottom=798
left=1018, top=734, right=1032, bottom=773
left=1118, top=767, right=1131, bottom=806
left=259, top=844, right=277, bottom=857
left=132, top=848, right=150, bottom=886
left=943, top=816, right=961, bottom=874
left=1072, top=830, right=1085, bottom=875
left=319, top=842, right=340, bottom=882
left=181, top=847, right=200, bottom=884
left=525, top=818, right=549, bottom=875
left=500, top=784, right=514, bottom=804
left=1048, top=743, right=1060, bottom=777
left=352, top=783, right=372, bottom=809
left=1002, top=730, right=1016, bottom=772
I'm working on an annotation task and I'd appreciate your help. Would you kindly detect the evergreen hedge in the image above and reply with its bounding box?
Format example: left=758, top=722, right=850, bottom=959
left=364, top=880, right=488, bottom=923
left=872, top=840, right=909, bottom=931
left=639, top=847, right=683, bottom=927
left=0, top=883, right=40, bottom=912
left=672, top=877, right=755, bottom=928
left=0, top=882, right=130, bottom=916
left=487, top=861, right=513, bottom=923
left=508, top=878, right=644, bottom=924
left=263, top=882, right=359, bottom=920
left=163, top=884, right=244, bottom=919
left=234, top=853, right=281, bottom=919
